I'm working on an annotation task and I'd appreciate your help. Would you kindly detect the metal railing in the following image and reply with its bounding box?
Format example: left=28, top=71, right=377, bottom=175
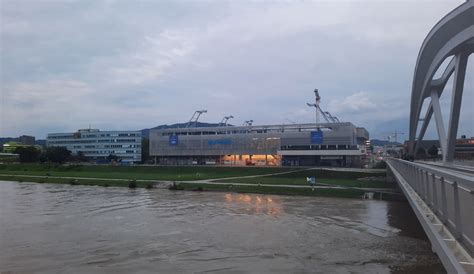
left=387, top=158, right=474, bottom=257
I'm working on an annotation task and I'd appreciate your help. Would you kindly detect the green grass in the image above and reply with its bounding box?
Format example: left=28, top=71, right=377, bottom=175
left=217, top=169, right=390, bottom=188
left=178, top=182, right=387, bottom=199
left=0, top=174, right=152, bottom=188
left=0, top=163, right=299, bottom=181
left=0, top=164, right=395, bottom=199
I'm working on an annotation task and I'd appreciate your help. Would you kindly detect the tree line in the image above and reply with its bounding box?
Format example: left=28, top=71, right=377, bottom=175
left=14, top=146, right=75, bottom=164
left=13, top=138, right=151, bottom=164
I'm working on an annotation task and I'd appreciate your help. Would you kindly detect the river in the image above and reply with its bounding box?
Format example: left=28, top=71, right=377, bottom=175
left=0, top=181, right=444, bottom=273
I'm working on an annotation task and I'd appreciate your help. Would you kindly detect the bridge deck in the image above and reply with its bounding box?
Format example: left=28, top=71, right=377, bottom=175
left=387, top=158, right=473, bottom=274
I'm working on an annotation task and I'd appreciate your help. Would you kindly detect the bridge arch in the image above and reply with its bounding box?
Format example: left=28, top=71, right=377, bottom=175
left=409, top=0, right=474, bottom=163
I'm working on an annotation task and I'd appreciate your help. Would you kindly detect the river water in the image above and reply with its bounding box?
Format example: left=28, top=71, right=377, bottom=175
left=0, top=181, right=444, bottom=273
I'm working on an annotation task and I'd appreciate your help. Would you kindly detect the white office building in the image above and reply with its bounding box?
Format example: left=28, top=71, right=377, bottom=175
left=47, top=129, right=142, bottom=163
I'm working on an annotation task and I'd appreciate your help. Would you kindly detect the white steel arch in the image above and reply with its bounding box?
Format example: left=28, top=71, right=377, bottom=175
left=409, top=0, right=474, bottom=163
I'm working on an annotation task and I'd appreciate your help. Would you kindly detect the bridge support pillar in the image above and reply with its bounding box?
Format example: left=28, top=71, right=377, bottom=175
left=445, top=52, right=469, bottom=163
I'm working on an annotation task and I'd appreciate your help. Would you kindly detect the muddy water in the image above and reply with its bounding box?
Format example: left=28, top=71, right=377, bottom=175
left=0, top=181, right=444, bottom=273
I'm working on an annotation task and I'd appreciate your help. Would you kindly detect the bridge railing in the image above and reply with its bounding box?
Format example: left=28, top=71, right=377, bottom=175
left=386, top=158, right=474, bottom=256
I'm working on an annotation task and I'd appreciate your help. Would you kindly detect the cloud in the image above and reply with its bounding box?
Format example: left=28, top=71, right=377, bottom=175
left=329, top=92, right=377, bottom=114
left=1, top=0, right=471, bottom=141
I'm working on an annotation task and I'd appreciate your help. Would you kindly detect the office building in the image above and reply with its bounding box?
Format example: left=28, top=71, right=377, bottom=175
left=47, top=129, right=142, bottom=163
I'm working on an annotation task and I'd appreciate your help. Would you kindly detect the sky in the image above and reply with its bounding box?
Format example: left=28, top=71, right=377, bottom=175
left=1, top=0, right=472, bottom=140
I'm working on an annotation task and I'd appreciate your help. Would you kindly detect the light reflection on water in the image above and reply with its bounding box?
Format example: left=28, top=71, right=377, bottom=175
left=224, top=193, right=282, bottom=216
left=0, top=181, right=444, bottom=273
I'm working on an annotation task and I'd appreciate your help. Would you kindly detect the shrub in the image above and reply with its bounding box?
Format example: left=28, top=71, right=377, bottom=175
left=168, top=182, right=184, bottom=190
left=128, top=179, right=137, bottom=189
left=373, top=161, right=387, bottom=169
left=193, top=186, right=204, bottom=191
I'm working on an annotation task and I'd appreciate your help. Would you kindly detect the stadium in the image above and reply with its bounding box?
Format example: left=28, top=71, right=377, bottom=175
left=149, top=90, right=370, bottom=167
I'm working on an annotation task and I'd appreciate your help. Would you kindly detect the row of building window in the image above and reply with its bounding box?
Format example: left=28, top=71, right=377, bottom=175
left=71, top=145, right=140, bottom=149
left=48, top=139, right=140, bottom=144
left=77, top=150, right=139, bottom=154
left=48, top=133, right=140, bottom=139
left=84, top=133, right=140, bottom=138
left=159, top=127, right=331, bottom=137
left=280, top=145, right=360, bottom=150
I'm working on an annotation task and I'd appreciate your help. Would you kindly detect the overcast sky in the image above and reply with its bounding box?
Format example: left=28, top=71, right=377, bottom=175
left=1, top=0, right=472, bottom=140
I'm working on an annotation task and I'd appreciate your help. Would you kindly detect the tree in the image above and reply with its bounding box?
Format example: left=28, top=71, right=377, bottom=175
left=46, top=147, right=71, bottom=164
left=39, top=152, right=48, bottom=163
left=107, top=154, right=119, bottom=162
left=14, top=146, right=40, bottom=163
left=76, top=151, right=88, bottom=162
left=428, top=145, right=439, bottom=158
left=416, top=147, right=426, bottom=159
left=69, top=151, right=88, bottom=162
left=141, top=138, right=150, bottom=163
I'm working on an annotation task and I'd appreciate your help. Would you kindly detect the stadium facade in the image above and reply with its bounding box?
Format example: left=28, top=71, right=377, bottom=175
left=47, top=129, right=142, bottom=163
left=149, top=122, right=369, bottom=167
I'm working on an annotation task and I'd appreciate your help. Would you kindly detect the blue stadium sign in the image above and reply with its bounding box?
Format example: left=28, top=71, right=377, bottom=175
left=208, top=139, right=232, bottom=145
left=311, top=131, right=323, bottom=144
left=169, top=135, right=178, bottom=145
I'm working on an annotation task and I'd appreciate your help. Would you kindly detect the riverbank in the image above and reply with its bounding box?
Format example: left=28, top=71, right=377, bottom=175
left=0, top=163, right=296, bottom=181
left=0, top=164, right=399, bottom=199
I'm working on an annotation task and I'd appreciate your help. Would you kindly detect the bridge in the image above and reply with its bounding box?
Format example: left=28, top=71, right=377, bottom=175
left=386, top=1, right=473, bottom=273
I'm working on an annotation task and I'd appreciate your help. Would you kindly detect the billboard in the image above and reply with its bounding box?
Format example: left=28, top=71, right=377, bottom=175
left=311, top=130, right=323, bottom=144
left=169, top=135, right=178, bottom=145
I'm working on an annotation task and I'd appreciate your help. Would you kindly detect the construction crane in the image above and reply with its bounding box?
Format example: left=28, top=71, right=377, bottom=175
left=306, top=89, right=321, bottom=124
left=186, top=110, right=207, bottom=128
left=391, top=131, right=404, bottom=143
left=324, top=111, right=340, bottom=123
left=219, top=115, right=234, bottom=126
left=243, top=120, right=253, bottom=126
left=306, top=89, right=341, bottom=124
left=385, top=131, right=404, bottom=143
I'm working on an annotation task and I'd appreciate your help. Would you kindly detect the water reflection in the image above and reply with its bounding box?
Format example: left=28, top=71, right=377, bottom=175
left=224, top=193, right=282, bottom=216
left=0, top=181, right=444, bottom=273
left=362, top=201, right=401, bottom=237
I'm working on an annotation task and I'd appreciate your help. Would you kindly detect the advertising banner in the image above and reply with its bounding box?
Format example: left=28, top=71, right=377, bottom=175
left=169, top=135, right=178, bottom=145
left=311, top=131, right=324, bottom=144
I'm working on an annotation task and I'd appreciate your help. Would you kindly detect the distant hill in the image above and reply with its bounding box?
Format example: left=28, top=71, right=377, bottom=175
left=370, top=139, right=401, bottom=146
left=141, top=122, right=229, bottom=138
left=0, top=137, right=17, bottom=146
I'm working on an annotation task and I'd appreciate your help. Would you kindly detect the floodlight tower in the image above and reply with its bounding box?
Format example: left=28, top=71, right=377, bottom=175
left=243, top=120, right=253, bottom=126
left=307, top=88, right=321, bottom=125
left=220, top=115, right=234, bottom=126
left=186, top=110, right=207, bottom=128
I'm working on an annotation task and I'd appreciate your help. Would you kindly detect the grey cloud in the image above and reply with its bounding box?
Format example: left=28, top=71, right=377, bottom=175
left=1, top=0, right=471, bottom=140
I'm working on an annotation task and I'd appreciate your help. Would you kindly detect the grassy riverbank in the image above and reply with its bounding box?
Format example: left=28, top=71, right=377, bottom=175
left=0, top=174, right=382, bottom=199
left=175, top=182, right=371, bottom=199
left=0, top=174, right=153, bottom=188
left=216, top=169, right=389, bottom=188
left=0, top=164, right=394, bottom=199
left=0, top=163, right=294, bottom=181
